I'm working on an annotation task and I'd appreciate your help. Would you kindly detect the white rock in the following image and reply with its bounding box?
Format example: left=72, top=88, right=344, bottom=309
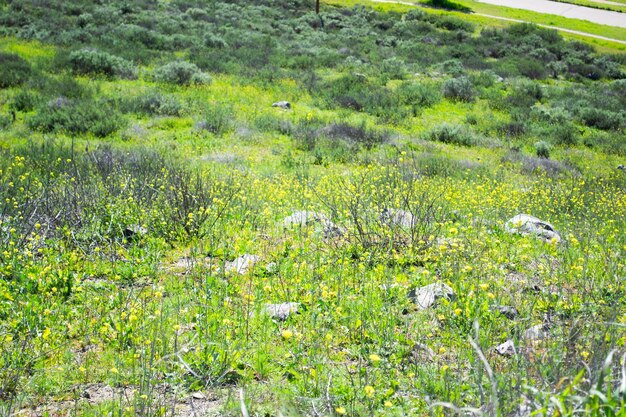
left=225, top=254, right=259, bottom=275
left=410, top=282, right=455, bottom=310
left=262, top=302, right=299, bottom=320
left=505, top=214, right=561, bottom=243
left=283, top=211, right=328, bottom=227
left=271, top=101, right=291, bottom=109
left=494, top=340, right=516, bottom=357
left=380, top=208, right=416, bottom=229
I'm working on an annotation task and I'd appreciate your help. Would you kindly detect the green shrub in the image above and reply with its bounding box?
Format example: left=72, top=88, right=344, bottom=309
left=69, top=48, right=137, bottom=79
left=442, top=76, right=475, bottom=102
left=437, top=59, right=465, bottom=76
left=395, top=81, right=441, bottom=108
left=154, top=60, right=212, bottom=86
left=321, top=122, right=390, bottom=150
left=120, top=91, right=183, bottom=116
left=534, top=140, right=551, bottom=158
left=580, top=108, right=623, bottom=131
left=0, top=114, right=12, bottom=130
left=554, top=124, right=579, bottom=145
left=28, top=98, right=123, bottom=137
left=424, top=123, right=476, bottom=146
left=253, top=113, right=292, bottom=134
left=195, top=104, right=233, bottom=135
left=8, top=90, right=40, bottom=112
left=0, top=52, right=31, bottom=88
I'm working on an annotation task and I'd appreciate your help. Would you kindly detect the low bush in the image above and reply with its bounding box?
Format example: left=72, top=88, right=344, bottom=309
left=153, top=61, right=212, bottom=86
left=442, top=76, right=475, bottom=102
left=0, top=114, right=12, bottom=130
left=534, top=140, right=551, bottom=158
left=0, top=52, right=31, bottom=88
left=8, top=90, right=40, bottom=112
left=28, top=98, right=123, bottom=137
left=321, top=122, right=390, bottom=150
left=424, top=123, right=476, bottom=146
left=69, top=48, right=137, bottom=79
left=195, top=104, right=233, bottom=135
left=579, top=108, right=623, bottom=131
left=253, top=113, right=293, bottom=134
left=395, top=81, right=441, bottom=109
left=119, top=91, right=183, bottom=116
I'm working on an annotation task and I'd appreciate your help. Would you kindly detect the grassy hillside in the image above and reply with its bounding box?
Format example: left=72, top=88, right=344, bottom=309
left=0, top=0, right=625, bottom=416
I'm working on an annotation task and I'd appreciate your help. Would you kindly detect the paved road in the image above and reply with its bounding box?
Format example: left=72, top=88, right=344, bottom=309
left=369, top=0, right=626, bottom=44
left=473, top=0, right=626, bottom=28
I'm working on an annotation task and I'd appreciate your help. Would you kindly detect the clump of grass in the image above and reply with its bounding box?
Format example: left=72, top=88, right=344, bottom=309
left=153, top=61, right=212, bottom=86
left=424, top=123, right=476, bottom=146
left=534, top=140, right=551, bottom=158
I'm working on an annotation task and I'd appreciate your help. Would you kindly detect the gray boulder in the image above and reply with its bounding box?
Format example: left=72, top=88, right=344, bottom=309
left=409, top=282, right=455, bottom=310
left=505, top=214, right=561, bottom=243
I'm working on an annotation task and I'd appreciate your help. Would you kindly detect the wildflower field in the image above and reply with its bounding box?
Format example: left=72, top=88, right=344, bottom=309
left=0, top=0, right=625, bottom=415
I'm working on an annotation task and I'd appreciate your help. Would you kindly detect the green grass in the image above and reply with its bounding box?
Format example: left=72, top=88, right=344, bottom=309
left=326, top=0, right=626, bottom=53
left=456, top=0, right=626, bottom=41
left=551, top=0, right=626, bottom=13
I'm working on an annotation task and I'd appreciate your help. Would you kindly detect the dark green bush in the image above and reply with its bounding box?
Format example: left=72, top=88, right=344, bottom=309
left=550, top=123, right=579, bottom=146
left=321, top=122, right=390, bottom=150
left=0, top=52, right=31, bottom=88
left=534, top=140, right=551, bottom=158
left=8, top=90, right=40, bottom=112
left=434, top=16, right=474, bottom=32
left=395, top=81, right=441, bottom=108
left=153, top=61, right=212, bottom=85
left=28, top=98, right=123, bottom=137
left=580, top=108, right=623, bottom=131
left=69, top=48, right=137, bottom=79
left=0, top=114, right=12, bottom=130
left=424, top=123, right=476, bottom=146
left=506, top=80, right=543, bottom=109
left=442, top=76, right=475, bottom=102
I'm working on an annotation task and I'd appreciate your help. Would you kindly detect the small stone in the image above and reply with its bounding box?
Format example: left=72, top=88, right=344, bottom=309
left=523, top=324, right=548, bottom=341
left=410, top=342, right=436, bottom=362
left=491, top=305, right=519, bottom=320
left=191, top=392, right=206, bottom=400
left=271, top=101, right=291, bottom=110
left=123, top=225, right=147, bottom=241
left=262, top=302, right=299, bottom=320
left=409, top=282, right=455, bottom=310
left=494, top=340, right=516, bottom=357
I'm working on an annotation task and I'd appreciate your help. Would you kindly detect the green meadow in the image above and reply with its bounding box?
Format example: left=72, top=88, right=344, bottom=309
left=0, top=0, right=625, bottom=416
